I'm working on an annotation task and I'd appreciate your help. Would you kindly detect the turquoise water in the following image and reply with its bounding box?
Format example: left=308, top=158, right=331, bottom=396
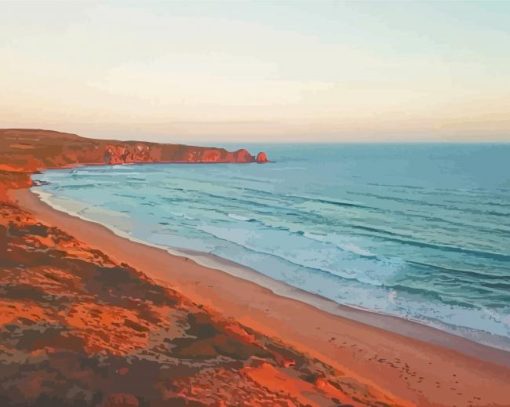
left=34, top=143, right=510, bottom=349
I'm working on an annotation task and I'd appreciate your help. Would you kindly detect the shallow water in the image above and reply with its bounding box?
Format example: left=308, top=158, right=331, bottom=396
left=34, top=143, right=510, bottom=349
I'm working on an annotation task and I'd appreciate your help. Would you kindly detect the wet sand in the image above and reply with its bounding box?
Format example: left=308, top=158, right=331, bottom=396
left=13, top=187, right=510, bottom=407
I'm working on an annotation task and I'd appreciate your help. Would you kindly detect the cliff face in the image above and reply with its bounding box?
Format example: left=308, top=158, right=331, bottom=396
left=0, top=129, right=268, bottom=173
left=103, top=144, right=265, bottom=165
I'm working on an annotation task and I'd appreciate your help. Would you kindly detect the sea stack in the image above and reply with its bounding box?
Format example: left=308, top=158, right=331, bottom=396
left=256, top=152, right=268, bottom=163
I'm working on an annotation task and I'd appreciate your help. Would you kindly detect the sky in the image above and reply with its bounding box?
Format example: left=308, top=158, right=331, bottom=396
left=1, top=0, right=509, bottom=143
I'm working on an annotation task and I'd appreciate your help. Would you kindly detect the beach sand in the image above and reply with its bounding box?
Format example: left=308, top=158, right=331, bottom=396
left=2, top=129, right=510, bottom=406
left=13, top=187, right=510, bottom=407
left=2, top=187, right=398, bottom=407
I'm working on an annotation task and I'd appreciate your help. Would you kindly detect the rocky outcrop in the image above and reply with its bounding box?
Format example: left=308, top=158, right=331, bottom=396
left=256, top=152, right=268, bottom=163
left=103, top=144, right=154, bottom=165
left=103, top=143, right=267, bottom=165
left=174, top=146, right=258, bottom=164
left=0, top=129, right=269, bottom=169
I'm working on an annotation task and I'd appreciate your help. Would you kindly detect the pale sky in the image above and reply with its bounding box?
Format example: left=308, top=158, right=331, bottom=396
left=1, top=0, right=509, bottom=142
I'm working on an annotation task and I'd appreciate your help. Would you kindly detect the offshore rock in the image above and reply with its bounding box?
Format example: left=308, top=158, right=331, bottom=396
left=256, top=152, right=268, bottom=163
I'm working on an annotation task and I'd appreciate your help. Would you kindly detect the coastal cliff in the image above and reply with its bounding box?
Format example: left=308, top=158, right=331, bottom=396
left=0, top=129, right=268, bottom=198
left=0, top=128, right=268, bottom=172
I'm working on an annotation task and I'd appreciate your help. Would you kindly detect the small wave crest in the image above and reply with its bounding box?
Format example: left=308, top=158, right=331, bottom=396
left=228, top=213, right=255, bottom=222
left=302, top=232, right=376, bottom=257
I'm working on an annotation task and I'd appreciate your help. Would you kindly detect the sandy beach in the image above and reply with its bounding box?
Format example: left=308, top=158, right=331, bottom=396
left=12, top=186, right=510, bottom=407
left=2, top=0, right=510, bottom=402
left=2, top=129, right=510, bottom=406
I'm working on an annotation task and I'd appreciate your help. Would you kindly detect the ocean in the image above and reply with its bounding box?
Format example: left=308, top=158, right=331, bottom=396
left=33, top=143, right=510, bottom=350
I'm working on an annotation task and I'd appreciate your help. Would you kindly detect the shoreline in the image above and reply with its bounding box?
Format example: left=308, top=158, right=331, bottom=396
left=173, top=248, right=510, bottom=356
left=31, top=185, right=510, bottom=357
left=12, top=186, right=510, bottom=407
